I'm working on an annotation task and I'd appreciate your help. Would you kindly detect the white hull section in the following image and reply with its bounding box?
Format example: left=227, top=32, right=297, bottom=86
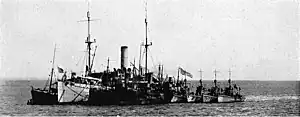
left=58, top=81, right=90, bottom=103
left=179, top=95, right=218, bottom=103
left=171, top=95, right=185, bottom=103
left=188, top=95, right=203, bottom=103
left=218, top=95, right=235, bottom=103
left=187, top=95, right=196, bottom=102
left=171, top=95, right=187, bottom=103
left=170, top=95, right=178, bottom=103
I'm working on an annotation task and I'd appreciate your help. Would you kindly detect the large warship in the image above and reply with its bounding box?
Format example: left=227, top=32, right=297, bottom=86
left=87, top=2, right=174, bottom=105
left=28, top=2, right=174, bottom=105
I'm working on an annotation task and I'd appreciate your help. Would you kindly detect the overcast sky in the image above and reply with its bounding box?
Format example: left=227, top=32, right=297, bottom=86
left=0, top=0, right=298, bottom=80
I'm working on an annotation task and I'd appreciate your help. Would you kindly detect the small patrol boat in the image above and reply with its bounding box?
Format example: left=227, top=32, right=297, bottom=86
left=28, top=45, right=58, bottom=105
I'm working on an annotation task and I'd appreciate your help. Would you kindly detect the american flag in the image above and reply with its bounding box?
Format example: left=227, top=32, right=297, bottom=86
left=179, top=67, right=193, bottom=78
left=57, top=66, right=64, bottom=73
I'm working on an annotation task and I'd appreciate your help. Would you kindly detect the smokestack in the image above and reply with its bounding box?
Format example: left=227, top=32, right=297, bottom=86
left=121, top=46, right=128, bottom=69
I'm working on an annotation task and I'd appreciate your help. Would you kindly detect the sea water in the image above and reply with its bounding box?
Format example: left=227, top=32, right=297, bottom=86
left=0, top=80, right=299, bottom=116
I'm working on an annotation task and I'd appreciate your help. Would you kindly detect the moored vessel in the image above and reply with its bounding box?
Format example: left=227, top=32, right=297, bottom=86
left=54, top=9, right=105, bottom=104
left=28, top=45, right=58, bottom=105
left=217, top=69, right=245, bottom=103
left=87, top=2, right=174, bottom=104
left=170, top=67, right=193, bottom=103
left=196, top=69, right=245, bottom=103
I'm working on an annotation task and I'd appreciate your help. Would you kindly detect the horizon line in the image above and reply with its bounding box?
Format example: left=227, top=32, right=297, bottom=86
left=0, top=77, right=299, bottom=81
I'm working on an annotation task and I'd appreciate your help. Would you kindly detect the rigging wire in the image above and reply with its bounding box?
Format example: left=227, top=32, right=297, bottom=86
left=80, top=50, right=87, bottom=75
left=140, top=47, right=146, bottom=67
left=148, top=49, right=156, bottom=70
left=75, top=53, right=85, bottom=67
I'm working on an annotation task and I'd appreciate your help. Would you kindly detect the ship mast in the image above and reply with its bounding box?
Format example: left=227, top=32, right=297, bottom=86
left=86, top=10, right=93, bottom=75
left=79, top=4, right=98, bottom=76
left=48, top=44, right=57, bottom=92
left=107, top=57, right=110, bottom=72
left=144, top=0, right=152, bottom=76
left=199, top=69, right=203, bottom=85
left=213, top=69, right=218, bottom=87
left=228, top=69, right=232, bottom=86
left=199, top=69, right=203, bottom=80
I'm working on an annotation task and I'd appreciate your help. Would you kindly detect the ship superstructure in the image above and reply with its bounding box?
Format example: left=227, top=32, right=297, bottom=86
left=56, top=9, right=104, bottom=104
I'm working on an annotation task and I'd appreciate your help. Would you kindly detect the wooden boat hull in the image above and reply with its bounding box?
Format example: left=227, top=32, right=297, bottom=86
left=28, top=89, right=57, bottom=105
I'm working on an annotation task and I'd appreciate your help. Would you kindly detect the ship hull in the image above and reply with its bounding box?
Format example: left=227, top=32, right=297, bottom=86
left=88, top=88, right=167, bottom=105
left=191, top=94, right=245, bottom=103
left=89, top=90, right=141, bottom=105
left=145, top=92, right=166, bottom=104
left=187, top=95, right=196, bottom=102
left=171, top=95, right=187, bottom=103
left=187, top=94, right=218, bottom=103
left=28, top=89, right=57, bottom=105
left=187, top=95, right=205, bottom=103
left=217, top=95, right=245, bottom=103
left=203, top=95, right=218, bottom=103
left=88, top=89, right=124, bottom=105
left=57, top=81, right=90, bottom=103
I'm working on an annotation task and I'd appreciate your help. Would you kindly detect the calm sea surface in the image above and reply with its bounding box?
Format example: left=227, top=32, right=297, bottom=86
left=0, top=80, right=299, bottom=116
